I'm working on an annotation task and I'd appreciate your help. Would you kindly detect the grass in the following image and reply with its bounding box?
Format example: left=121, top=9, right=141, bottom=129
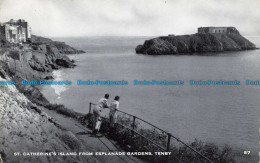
left=45, top=104, right=84, bottom=119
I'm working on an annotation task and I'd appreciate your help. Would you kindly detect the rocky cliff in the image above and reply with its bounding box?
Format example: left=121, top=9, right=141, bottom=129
left=0, top=35, right=98, bottom=162
left=0, top=69, right=98, bottom=163
left=136, top=29, right=256, bottom=55
left=31, top=35, right=85, bottom=54
left=0, top=34, right=80, bottom=81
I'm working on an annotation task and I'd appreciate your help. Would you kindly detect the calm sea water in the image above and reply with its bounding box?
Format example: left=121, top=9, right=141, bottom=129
left=41, top=36, right=260, bottom=157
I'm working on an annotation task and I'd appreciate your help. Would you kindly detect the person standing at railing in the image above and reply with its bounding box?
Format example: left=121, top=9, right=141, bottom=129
left=109, top=96, right=120, bottom=136
left=92, top=93, right=110, bottom=135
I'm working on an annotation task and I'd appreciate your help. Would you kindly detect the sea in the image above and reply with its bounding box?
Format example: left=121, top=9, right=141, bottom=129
left=40, top=36, right=260, bottom=159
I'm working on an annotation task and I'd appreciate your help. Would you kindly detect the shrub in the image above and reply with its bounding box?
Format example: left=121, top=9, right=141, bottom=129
left=88, top=113, right=237, bottom=163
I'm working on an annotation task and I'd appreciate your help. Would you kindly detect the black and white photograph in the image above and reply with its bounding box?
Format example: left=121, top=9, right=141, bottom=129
left=0, top=0, right=259, bottom=162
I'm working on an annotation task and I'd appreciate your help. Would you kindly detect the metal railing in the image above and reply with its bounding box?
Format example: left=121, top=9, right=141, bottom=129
left=89, top=102, right=215, bottom=163
left=0, top=153, right=3, bottom=163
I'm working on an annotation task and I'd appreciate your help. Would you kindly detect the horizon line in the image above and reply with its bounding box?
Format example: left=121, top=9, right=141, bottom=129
left=47, top=35, right=260, bottom=38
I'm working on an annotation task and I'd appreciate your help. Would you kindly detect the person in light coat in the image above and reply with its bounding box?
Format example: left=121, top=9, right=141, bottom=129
left=109, top=96, right=120, bottom=129
left=92, top=93, right=109, bottom=134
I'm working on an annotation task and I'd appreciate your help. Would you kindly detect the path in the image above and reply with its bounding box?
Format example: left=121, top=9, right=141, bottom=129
left=42, top=108, right=145, bottom=163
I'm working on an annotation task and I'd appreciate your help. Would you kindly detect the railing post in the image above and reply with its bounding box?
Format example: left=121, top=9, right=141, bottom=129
left=132, top=116, right=136, bottom=131
left=167, top=133, right=171, bottom=152
left=131, top=116, right=136, bottom=139
left=129, top=116, right=136, bottom=150
left=88, top=103, right=91, bottom=127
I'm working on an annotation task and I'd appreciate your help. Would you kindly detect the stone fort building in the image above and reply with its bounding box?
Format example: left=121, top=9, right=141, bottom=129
left=198, top=27, right=239, bottom=34
left=0, top=19, right=31, bottom=44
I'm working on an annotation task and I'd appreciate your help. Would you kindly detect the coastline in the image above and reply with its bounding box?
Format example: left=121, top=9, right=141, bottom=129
left=40, top=38, right=259, bottom=162
left=0, top=36, right=95, bottom=162
left=1, top=0, right=260, bottom=162
left=1, top=35, right=258, bottom=162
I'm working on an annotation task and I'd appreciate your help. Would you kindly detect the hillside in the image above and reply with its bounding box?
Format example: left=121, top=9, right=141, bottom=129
left=31, top=35, right=85, bottom=54
left=0, top=69, right=98, bottom=163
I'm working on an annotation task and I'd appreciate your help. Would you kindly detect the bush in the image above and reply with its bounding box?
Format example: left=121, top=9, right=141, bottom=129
left=87, top=113, right=237, bottom=163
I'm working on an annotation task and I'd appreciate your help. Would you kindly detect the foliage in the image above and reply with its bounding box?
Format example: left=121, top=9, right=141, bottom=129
left=87, top=113, right=236, bottom=163
left=45, top=104, right=84, bottom=119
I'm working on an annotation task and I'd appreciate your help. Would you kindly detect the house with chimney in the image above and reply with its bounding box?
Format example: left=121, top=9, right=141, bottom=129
left=0, top=19, right=31, bottom=44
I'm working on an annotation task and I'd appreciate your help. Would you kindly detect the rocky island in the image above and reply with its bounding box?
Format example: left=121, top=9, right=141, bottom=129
left=136, top=27, right=257, bottom=55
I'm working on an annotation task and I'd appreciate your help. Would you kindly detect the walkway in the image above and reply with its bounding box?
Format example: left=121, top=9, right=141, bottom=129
left=41, top=108, right=145, bottom=163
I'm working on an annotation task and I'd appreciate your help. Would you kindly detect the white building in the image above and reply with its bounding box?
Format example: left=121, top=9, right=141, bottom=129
left=0, top=19, right=31, bottom=44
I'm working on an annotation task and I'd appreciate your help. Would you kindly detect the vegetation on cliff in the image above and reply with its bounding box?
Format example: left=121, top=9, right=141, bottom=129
left=136, top=31, right=256, bottom=55
left=82, top=112, right=237, bottom=163
left=30, top=35, right=85, bottom=54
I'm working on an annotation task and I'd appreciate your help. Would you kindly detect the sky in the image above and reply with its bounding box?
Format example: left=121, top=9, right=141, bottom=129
left=0, top=0, right=259, bottom=37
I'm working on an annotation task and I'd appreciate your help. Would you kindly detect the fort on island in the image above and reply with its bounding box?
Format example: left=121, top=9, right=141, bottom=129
left=0, top=19, right=31, bottom=44
left=197, top=27, right=239, bottom=34
left=136, top=26, right=256, bottom=55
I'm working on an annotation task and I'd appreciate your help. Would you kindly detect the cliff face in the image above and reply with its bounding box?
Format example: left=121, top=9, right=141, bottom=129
left=0, top=35, right=79, bottom=81
left=0, top=70, right=97, bottom=163
left=136, top=31, right=256, bottom=55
